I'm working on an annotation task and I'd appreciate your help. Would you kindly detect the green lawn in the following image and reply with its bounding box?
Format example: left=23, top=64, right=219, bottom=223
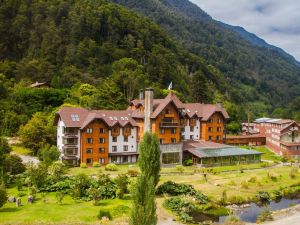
left=1, top=165, right=299, bottom=224
left=1, top=187, right=131, bottom=225
left=240, top=145, right=284, bottom=162
left=11, top=144, right=32, bottom=156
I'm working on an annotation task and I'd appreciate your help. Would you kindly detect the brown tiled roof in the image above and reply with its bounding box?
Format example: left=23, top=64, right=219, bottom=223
left=280, top=141, right=300, bottom=147
left=280, top=121, right=300, bottom=134
left=182, top=103, right=229, bottom=121
left=130, top=92, right=229, bottom=121
left=56, top=107, right=137, bottom=128
left=226, top=134, right=266, bottom=139
left=183, top=140, right=228, bottom=150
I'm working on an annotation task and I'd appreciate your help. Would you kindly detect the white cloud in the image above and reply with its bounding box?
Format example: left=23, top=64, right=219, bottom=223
left=190, top=0, right=300, bottom=61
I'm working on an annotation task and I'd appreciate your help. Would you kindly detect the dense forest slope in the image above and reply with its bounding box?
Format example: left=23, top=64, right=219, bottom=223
left=111, top=0, right=300, bottom=108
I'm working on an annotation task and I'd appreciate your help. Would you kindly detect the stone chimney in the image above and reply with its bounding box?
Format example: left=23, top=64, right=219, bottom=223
left=139, top=89, right=144, bottom=100
left=217, top=102, right=222, bottom=108
left=144, top=88, right=153, bottom=133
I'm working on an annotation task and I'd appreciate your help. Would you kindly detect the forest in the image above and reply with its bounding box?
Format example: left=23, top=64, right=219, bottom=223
left=0, top=0, right=299, bottom=141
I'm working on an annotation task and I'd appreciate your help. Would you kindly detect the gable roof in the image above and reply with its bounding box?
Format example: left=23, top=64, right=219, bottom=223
left=56, top=107, right=137, bottom=128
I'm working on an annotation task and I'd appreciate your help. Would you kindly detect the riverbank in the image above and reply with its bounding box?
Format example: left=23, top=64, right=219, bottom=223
left=263, top=203, right=300, bottom=225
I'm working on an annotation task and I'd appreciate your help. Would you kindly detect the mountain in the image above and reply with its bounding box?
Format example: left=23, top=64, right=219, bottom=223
left=111, top=0, right=300, bottom=108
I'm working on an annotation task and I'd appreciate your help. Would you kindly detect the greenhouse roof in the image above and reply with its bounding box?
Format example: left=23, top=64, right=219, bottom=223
left=185, top=146, right=262, bottom=158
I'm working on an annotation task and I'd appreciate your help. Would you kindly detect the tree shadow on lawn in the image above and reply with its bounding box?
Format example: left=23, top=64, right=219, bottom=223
left=0, top=207, right=21, bottom=213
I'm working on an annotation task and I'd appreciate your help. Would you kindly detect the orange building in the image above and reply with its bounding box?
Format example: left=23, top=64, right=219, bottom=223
left=55, top=89, right=229, bottom=166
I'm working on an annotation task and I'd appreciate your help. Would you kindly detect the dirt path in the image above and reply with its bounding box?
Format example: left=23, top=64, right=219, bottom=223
left=263, top=204, right=300, bottom=225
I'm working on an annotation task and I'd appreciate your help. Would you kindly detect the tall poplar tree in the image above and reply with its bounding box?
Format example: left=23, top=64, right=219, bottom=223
left=130, top=132, right=161, bottom=225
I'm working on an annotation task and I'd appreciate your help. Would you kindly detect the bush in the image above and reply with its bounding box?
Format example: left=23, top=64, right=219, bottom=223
left=98, top=209, right=112, bottom=220
left=248, top=176, right=257, bottom=183
left=241, top=181, right=249, bottom=189
left=256, top=191, right=271, bottom=203
left=80, top=163, right=87, bottom=168
left=290, top=168, right=299, bottom=179
left=0, top=184, right=8, bottom=208
left=93, top=162, right=100, bottom=168
left=163, top=197, right=194, bottom=223
left=38, top=145, right=59, bottom=164
left=115, top=174, right=129, bottom=195
left=260, top=162, right=269, bottom=168
left=156, top=181, right=209, bottom=204
left=55, top=191, right=65, bottom=205
left=183, top=159, right=193, bottom=166
left=48, top=161, right=67, bottom=180
left=105, top=163, right=118, bottom=171
left=257, top=208, right=273, bottom=223
left=267, top=171, right=279, bottom=181
left=176, top=165, right=184, bottom=173
left=3, top=154, right=26, bottom=175
left=127, top=169, right=139, bottom=177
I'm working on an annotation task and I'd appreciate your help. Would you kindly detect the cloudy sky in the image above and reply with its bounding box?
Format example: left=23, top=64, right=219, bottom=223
left=190, top=0, right=300, bottom=61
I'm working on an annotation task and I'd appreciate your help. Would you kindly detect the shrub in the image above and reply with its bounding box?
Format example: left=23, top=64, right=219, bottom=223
left=3, top=154, right=26, bottom=175
left=248, top=176, right=257, bottom=183
left=228, top=196, right=248, bottom=205
left=48, top=161, right=67, bottom=180
left=256, top=191, right=271, bottom=203
left=267, top=171, right=279, bottom=181
left=260, top=162, right=269, bottom=168
left=55, top=191, right=65, bottom=205
left=38, top=145, right=59, bottom=164
left=0, top=184, right=8, bottom=208
left=241, top=181, right=249, bottom=189
left=70, top=174, right=91, bottom=199
left=80, top=163, right=87, bottom=168
left=127, top=169, right=139, bottom=177
left=156, top=181, right=209, bottom=204
left=183, top=159, right=193, bottom=166
left=256, top=208, right=273, bottom=223
left=93, top=162, right=100, bottom=168
left=115, top=174, right=129, bottom=195
left=98, top=209, right=112, bottom=220
left=290, top=168, right=299, bottom=179
left=220, top=190, right=228, bottom=205
left=176, top=165, right=184, bottom=173
left=105, top=163, right=118, bottom=171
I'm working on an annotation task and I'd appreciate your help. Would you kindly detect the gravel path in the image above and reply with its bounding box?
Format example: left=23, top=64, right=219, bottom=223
left=11, top=152, right=40, bottom=165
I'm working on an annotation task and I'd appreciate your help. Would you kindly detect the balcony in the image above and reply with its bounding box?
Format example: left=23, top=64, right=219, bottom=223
left=63, top=137, right=78, bottom=146
left=160, top=122, right=179, bottom=128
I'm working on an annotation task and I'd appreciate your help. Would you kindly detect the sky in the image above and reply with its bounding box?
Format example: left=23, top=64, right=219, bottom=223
left=190, top=0, right=300, bottom=62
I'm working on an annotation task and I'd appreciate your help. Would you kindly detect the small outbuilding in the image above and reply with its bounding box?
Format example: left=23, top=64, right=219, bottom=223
left=183, top=140, right=262, bottom=167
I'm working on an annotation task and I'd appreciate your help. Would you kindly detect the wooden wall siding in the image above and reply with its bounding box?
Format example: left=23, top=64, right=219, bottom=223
left=152, top=103, right=181, bottom=144
left=200, top=112, right=224, bottom=143
left=81, top=120, right=109, bottom=165
left=136, top=119, right=144, bottom=142
left=111, top=126, right=120, bottom=136
left=123, top=125, right=132, bottom=136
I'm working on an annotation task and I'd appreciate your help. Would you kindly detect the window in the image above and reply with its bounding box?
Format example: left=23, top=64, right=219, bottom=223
left=112, top=146, right=117, bottom=152
left=218, top=119, right=222, bottom=124
left=160, top=138, right=164, bottom=144
left=99, top=147, right=105, bottom=153
left=208, top=118, right=213, bottom=123
left=124, top=127, right=131, bottom=133
left=165, top=109, right=170, bottom=114
left=162, top=152, right=180, bottom=164
left=208, top=136, right=212, bottom=141
left=216, top=136, right=221, bottom=141
left=123, top=156, right=128, bottom=163
left=99, top=128, right=105, bottom=134
left=86, top=138, right=93, bottom=144
left=208, top=127, right=213, bottom=132
left=217, top=127, right=222, bottom=132
left=171, top=128, right=176, bottom=134
left=86, top=148, right=93, bottom=154
left=112, top=136, right=117, bottom=142
left=190, top=135, right=194, bottom=140
left=86, top=128, right=93, bottom=134
left=190, top=126, right=194, bottom=132
left=123, top=145, right=128, bottom=151
left=86, top=158, right=93, bottom=164
left=171, top=138, right=176, bottom=143
left=112, top=127, right=119, bottom=133
left=160, top=128, right=165, bottom=134
left=124, top=136, right=128, bottom=142
left=99, top=138, right=105, bottom=143
left=99, top=158, right=105, bottom=164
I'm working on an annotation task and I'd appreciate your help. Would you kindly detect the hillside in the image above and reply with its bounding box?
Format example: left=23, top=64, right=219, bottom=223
left=111, top=0, right=300, bottom=108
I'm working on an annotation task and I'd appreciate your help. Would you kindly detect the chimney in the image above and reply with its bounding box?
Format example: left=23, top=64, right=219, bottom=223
left=139, top=89, right=144, bottom=100
left=144, top=88, right=153, bottom=133
left=217, top=102, right=222, bottom=108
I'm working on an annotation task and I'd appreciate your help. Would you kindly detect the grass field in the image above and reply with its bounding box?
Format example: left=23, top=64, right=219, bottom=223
left=1, top=165, right=299, bottom=224
left=240, top=145, right=284, bottom=162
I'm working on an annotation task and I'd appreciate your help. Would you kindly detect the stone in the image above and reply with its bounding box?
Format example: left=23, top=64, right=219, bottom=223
left=27, top=195, right=34, bottom=204
left=8, top=196, right=16, bottom=203
left=16, top=198, right=21, bottom=207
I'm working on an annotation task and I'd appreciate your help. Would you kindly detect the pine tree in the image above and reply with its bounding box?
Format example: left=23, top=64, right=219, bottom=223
left=130, top=132, right=160, bottom=225
left=138, top=132, right=161, bottom=186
